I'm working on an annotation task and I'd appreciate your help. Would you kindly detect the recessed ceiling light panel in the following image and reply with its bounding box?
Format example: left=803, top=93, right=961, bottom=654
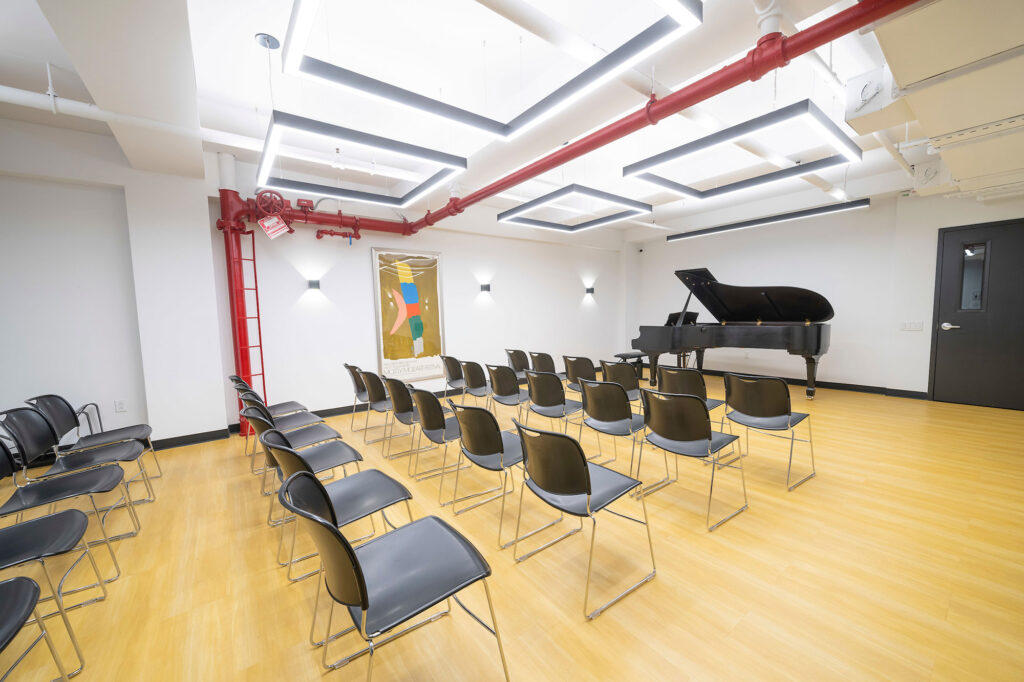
left=665, top=198, right=870, bottom=241
left=497, top=184, right=652, bottom=233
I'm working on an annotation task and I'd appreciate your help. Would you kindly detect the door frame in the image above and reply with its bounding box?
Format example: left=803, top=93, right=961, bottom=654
left=927, top=217, right=1022, bottom=400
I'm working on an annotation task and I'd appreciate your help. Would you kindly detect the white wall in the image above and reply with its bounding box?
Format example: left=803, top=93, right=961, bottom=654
left=0, top=175, right=148, bottom=431
left=629, top=193, right=1024, bottom=393
left=211, top=207, right=627, bottom=421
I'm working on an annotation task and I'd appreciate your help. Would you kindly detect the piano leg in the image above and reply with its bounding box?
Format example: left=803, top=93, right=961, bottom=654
left=804, top=355, right=821, bottom=399
left=695, top=349, right=705, bottom=370
left=647, top=353, right=661, bottom=387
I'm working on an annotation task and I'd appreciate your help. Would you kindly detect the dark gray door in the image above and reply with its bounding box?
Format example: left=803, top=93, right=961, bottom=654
left=930, top=219, right=1024, bottom=410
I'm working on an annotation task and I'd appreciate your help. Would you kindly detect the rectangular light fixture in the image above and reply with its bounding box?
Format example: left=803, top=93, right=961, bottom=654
left=282, top=0, right=702, bottom=140
left=480, top=283, right=491, bottom=292
left=256, top=110, right=467, bottom=208
left=585, top=286, right=595, bottom=294
left=625, top=99, right=862, bottom=200
left=308, top=280, right=320, bottom=289
left=497, top=184, right=652, bottom=233
left=665, top=198, right=870, bottom=241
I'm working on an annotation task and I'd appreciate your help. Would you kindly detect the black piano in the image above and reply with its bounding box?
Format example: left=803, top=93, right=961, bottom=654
left=631, top=268, right=833, bottom=398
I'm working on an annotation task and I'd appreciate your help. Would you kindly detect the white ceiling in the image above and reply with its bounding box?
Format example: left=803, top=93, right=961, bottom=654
left=6, top=0, right=1015, bottom=241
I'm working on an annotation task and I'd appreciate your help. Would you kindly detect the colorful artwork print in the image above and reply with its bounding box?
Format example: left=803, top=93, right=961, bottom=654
left=372, top=249, right=445, bottom=381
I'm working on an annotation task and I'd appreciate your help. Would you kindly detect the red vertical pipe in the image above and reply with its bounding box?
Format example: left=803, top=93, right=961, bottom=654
left=218, top=189, right=254, bottom=434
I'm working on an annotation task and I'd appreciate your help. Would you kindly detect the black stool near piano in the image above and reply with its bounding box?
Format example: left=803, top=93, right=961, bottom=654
left=631, top=268, right=833, bottom=398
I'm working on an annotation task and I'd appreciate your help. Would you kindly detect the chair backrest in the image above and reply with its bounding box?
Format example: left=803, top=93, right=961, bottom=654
left=448, top=401, right=503, bottom=458
left=0, top=436, right=17, bottom=481
left=580, top=379, right=631, bottom=422
left=529, top=352, right=557, bottom=374
left=724, top=373, right=791, bottom=419
left=513, top=420, right=591, bottom=497
left=600, top=361, right=639, bottom=392
left=344, top=364, right=367, bottom=395
left=0, top=407, right=60, bottom=465
left=239, top=398, right=274, bottom=424
left=359, top=371, right=389, bottom=403
left=564, top=356, right=596, bottom=384
left=384, top=378, right=414, bottom=414
left=657, top=367, right=708, bottom=401
left=240, top=406, right=279, bottom=467
left=460, top=361, right=487, bottom=390
left=506, top=349, right=529, bottom=373
left=25, top=394, right=79, bottom=439
left=411, top=389, right=447, bottom=432
left=440, top=356, right=463, bottom=382
left=261, top=430, right=322, bottom=497
left=239, top=389, right=267, bottom=406
left=228, top=374, right=243, bottom=383
left=641, top=389, right=711, bottom=442
left=525, top=370, right=566, bottom=408
left=279, top=472, right=367, bottom=609
left=486, top=365, right=519, bottom=398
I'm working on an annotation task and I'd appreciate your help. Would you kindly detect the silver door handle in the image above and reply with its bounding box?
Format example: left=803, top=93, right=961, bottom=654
left=940, top=322, right=961, bottom=331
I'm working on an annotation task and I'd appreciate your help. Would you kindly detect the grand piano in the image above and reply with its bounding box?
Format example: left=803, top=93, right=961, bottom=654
left=632, top=268, right=833, bottom=398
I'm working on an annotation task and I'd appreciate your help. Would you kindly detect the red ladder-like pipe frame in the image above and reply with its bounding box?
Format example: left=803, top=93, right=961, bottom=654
left=216, top=0, right=919, bottom=391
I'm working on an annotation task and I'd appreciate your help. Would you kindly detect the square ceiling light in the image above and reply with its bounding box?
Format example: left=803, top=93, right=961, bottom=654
left=497, top=184, right=652, bottom=233
left=256, top=110, right=467, bottom=207
left=623, top=99, right=862, bottom=200
left=281, top=0, right=703, bottom=140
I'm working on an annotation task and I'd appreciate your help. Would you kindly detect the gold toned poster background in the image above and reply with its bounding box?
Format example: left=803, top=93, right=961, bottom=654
left=377, top=252, right=442, bottom=360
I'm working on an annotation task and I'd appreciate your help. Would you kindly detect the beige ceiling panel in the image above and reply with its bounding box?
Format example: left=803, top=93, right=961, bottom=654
left=874, top=0, right=1024, bottom=87
left=940, top=132, right=1024, bottom=179
left=905, top=55, right=1024, bottom=136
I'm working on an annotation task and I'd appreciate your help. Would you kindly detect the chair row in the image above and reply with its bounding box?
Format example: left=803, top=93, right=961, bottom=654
left=0, top=394, right=155, bottom=679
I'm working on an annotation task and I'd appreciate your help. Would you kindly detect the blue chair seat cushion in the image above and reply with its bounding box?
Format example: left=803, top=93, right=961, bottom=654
left=463, top=430, right=523, bottom=471
left=526, top=463, right=640, bottom=517
left=327, top=470, right=411, bottom=528
left=726, top=410, right=808, bottom=431
left=646, top=430, right=738, bottom=458
left=346, top=516, right=490, bottom=636
left=0, top=510, right=89, bottom=572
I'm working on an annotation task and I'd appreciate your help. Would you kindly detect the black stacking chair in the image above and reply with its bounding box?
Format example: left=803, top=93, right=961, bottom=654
left=563, top=356, right=596, bottom=395
left=408, top=389, right=464, bottom=485
left=445, top=401, right=523, bottom=548
left=1, top=407, right=154, bottom=504
left=579, top=379, right=644, bottom=466
left=262, top=431, right=412, bottom=583
left=486, top=364, right=530, bottom=421
left=505, top=349, right=529, bottom=381
left=26, top=393, right=161, bottom=479
left=724, top=373, right=816, bottom=490
left=382, top=378, right=427, bottom=460
left=658, top=366, right=725, bottom=426
left=230, top=378, right=306, bottom=455
left=524, top=370, right=582, bottom=433
left=440, top=355, right=466, bottom=396
left=638, top=389, right=747, bottom=531
left=343, top=364, right=370, bottom=432
left=357, top=371, right=392, bottom=446
left=238, top=392, right=325, bottom=458
left=511, top=420, right=655, bottom=620
left=0, top=438, right=137, bottom=576
left=528, top=351, right=566, bottom=381
left=239, top=401, right=338, bottom=474
left=278, top=472, right=509, bottom=679
left=460, top=361, right=491, bottom=406
left=600, top=360, right=642, bottom=401
left=0, top=577, right=73, bottom=681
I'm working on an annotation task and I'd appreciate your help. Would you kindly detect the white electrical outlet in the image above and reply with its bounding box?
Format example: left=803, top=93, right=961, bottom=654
left=114, top=400, right=127, bottom=413
left=900, top=321, right=924, bottom=331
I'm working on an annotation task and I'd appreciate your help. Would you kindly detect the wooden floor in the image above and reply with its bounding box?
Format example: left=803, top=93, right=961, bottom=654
left=4, top=379, right=1024, bottom=681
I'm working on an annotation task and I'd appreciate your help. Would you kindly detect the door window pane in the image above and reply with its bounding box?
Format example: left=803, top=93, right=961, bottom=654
left=960, top=242, right=986, bottom=310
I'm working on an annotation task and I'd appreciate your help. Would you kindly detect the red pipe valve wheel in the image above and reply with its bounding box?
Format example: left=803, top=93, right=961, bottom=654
left=255, top=189, right=286, bottom=218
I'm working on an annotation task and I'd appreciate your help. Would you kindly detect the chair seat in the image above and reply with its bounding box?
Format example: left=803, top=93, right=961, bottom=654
left=275, top=411, right=324, bottom=431
left=726, top=410, right=808, bottom=431
left=526, top=463, right=640, bottom=517
left=393, top=408, right=419, bottom=426
left=566, top=381, right=581, bottom=393
left=421, top=417, right=460, bottom=445
left=447, top=379, right=467, bottom=390
left=0, top=577, right=40, bottom=653
left=45, top=440, right=144, bottom=477
left=299, top=440, right=363, bottom=474
left=464, top=430, right=523, bottom=471
left=268, top=401, right=306, bottom=417
left=646, top=430, right=738, bottom=458
left=513, top=370, right=527, bottom=381
left=584, top=413, right=645, bottom=437
left=327, top=470, right=412, bottom=529
left=626, top=388, right=641, bottom=402
left=0, top=465, right=125, bottom=516
left=346, top=516, right=490, bottom=637
left=493, top=389, right=530, bottom=407
left=369, top=399, right=392, bottom=414
left=75, top=423, right=152, bottom=449
left=706, top=398, right=725, bottom=411
left=529, top=400, right=582, bottom=419
left=285, top=423, right=340, bottom=450
left=466, top=385, right=491, bottom=398
left=0, top=510, right=89, bottom=572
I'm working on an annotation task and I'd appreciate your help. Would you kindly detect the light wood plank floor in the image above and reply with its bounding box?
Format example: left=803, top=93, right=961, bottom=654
left=4, top=379, right=1024, bottom=680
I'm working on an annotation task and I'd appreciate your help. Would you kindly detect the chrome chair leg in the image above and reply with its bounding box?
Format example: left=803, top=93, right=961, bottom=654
left=583, top=495, right=657, bottom=620
left=512, top=484, right=582, bottom=563
left=706, top=452, right=748, bottom=531
left=786, top=417, right=817, bottom=490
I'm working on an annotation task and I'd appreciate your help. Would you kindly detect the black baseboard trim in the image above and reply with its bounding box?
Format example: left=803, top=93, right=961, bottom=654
left=640, top=363, right=928, bottom=400
left=153, top=428, right=230, bottom=451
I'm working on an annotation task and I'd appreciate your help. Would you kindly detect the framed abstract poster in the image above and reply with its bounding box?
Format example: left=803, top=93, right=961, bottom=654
left=371, top=248, right=445, bottom=381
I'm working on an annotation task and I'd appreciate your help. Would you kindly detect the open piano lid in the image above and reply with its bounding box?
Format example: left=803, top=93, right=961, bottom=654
left=675, top=268, right=834, bottom=323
